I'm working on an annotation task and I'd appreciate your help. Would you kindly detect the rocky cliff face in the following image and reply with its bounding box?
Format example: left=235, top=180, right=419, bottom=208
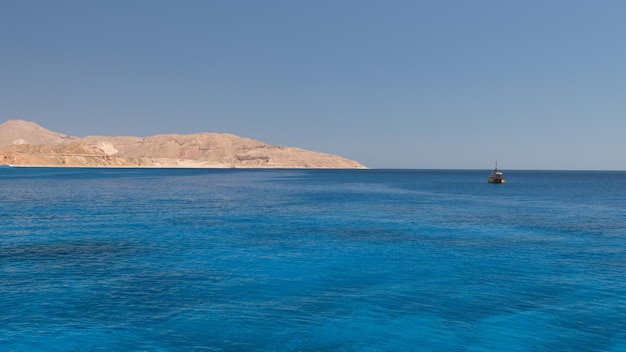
left=0, top=120, right=366, bottom=168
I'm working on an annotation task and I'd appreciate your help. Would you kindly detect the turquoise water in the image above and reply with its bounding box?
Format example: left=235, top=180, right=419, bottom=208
left=1, top=168, right=625, bottom=351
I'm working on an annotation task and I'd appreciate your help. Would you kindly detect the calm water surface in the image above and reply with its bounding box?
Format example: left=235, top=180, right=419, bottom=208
left=1, top=168, right=625, bottom=351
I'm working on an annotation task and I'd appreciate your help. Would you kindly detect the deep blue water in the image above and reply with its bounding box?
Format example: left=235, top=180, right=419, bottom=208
left=1, top=168, right=625, bottom=351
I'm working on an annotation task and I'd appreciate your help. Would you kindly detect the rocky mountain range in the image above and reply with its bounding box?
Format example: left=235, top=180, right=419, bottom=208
left=0, top=120, right=365, bottom=168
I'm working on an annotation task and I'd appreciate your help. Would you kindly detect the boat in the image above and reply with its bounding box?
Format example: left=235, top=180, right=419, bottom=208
left=487, top=162, right=505, bottom=183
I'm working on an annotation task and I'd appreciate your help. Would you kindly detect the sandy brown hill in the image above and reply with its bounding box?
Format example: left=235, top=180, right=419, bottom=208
left=0, top=120, right=77, bottom=146
left=0, top=120, right=366, bottom=168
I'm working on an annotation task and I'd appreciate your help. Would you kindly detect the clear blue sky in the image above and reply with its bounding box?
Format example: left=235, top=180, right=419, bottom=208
left=2, top=0, right=625, bottom=169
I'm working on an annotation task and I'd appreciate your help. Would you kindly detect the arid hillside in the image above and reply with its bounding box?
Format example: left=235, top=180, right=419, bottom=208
left=0, top=120, right=366, bottom=168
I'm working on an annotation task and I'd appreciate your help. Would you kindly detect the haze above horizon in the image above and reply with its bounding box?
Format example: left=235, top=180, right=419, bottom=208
left=2, top=1, right=625, bottom=170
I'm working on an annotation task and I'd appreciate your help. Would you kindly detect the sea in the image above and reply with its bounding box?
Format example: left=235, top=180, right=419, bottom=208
left=1, top=168, right=625, bottom=351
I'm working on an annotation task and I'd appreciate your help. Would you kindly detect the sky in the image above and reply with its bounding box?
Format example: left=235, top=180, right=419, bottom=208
left=1, top=0, right=625, bottom=169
